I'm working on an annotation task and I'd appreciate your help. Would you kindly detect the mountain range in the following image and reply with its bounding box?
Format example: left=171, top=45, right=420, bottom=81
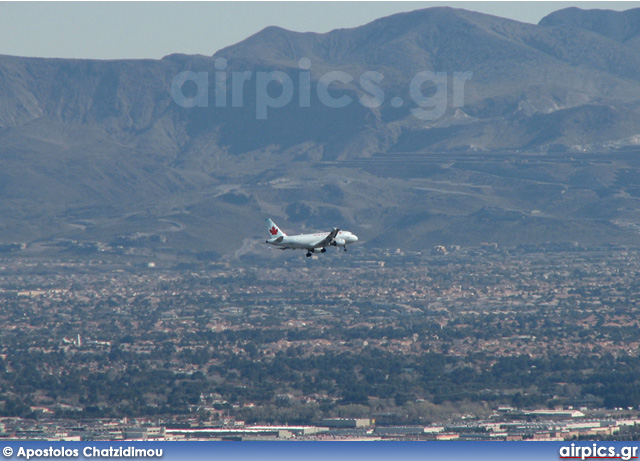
left=2, top=6, right=640, bottom=259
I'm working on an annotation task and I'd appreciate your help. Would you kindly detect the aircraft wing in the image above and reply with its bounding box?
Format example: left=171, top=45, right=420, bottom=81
left=315, top=228, right=340, bottom=247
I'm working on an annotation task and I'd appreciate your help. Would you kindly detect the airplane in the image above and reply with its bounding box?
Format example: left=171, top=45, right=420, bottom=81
left=265, top=218, right=358, bottom=257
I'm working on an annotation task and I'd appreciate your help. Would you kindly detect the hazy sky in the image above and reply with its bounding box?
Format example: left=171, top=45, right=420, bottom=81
left=0, top=1, right=638, bottom=60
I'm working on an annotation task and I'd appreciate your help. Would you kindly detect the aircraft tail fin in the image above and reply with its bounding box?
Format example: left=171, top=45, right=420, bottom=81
left=267, top=218, right=286, bottom=238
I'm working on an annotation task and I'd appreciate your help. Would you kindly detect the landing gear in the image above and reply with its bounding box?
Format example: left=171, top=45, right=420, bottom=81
left=321, top=248, right=327, bottom=253
left=344, top=247, right=347, bottom=252
left=306, top=251, right=312, bottom=257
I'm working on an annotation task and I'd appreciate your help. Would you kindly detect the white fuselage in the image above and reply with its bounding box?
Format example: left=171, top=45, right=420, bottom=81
left=267, top=230, right=358, bottom=250
left=265, top=218, right=358, bottom=256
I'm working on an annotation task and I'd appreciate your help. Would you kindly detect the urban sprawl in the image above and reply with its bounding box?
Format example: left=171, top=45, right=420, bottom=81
left=1, top=242, right=640, bottom=441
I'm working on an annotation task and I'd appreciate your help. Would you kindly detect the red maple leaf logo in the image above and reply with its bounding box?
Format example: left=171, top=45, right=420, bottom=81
left=269, top=226, right=279, bottom=236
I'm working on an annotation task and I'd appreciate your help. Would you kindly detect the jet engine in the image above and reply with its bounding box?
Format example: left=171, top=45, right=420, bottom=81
left=331, top=238, right=346, bottom=246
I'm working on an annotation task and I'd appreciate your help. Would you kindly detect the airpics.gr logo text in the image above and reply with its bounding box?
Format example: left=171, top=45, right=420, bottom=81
left=559, top=443, right=639, bottom=461
left=170, top=58, right=472, bottom=121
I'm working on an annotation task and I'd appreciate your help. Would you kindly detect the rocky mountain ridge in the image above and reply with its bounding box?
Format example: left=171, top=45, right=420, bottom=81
left=1, top=6, right=640, bottom=257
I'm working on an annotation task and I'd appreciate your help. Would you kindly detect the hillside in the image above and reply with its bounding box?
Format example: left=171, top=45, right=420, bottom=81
left=1, top=7, right=640, bottom=258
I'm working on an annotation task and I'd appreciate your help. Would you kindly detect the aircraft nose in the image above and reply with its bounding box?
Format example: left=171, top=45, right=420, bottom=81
left=352, top=234, right=359, bottom=242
